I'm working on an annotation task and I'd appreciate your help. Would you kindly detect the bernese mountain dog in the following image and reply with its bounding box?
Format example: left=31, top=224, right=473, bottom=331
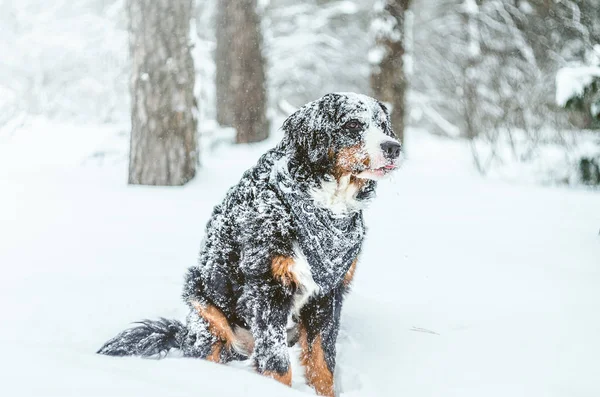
left=98, top=92, right=402, bottom=397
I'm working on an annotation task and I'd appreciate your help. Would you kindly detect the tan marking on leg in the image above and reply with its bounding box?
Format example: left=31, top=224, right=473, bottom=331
left=299, top=326, right=335, bottom=397
left=190, top=301, right=236, bottom=348
left=205, top=341, right=222, bottom=363
left=271, top=256, right=298, bottom=287
left=343, top=258, right=358, bottom=287
left=263, top=369, right=292, bottom=387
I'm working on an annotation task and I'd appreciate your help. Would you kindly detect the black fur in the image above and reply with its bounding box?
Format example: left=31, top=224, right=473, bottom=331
left=300, top=285, right=345, bottom=374
left=97, top=318, right=185, bottom=357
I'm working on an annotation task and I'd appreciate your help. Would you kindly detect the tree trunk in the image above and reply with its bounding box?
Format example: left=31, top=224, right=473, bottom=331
left=370, top=0, right=412, bottom=144
left=215, top=0, right=235, bottom=127
left=461, top=0, right=481, bottom=140
left=216, top=0, right=269, bottom=144
left=127, top=0, right=198, bottom=186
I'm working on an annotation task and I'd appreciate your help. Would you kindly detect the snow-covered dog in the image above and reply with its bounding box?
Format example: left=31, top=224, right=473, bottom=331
left=98, top=92, right=401, bottom=397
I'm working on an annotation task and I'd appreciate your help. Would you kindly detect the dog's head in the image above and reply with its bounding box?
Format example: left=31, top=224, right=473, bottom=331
left=281, top=92, right=401, bottom=181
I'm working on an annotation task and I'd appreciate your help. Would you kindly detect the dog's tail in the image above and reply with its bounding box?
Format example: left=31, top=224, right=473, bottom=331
left=97, top=318, right=186, bottom=358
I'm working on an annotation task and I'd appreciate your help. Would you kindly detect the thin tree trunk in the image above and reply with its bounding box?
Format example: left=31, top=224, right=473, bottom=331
left=216, top=0, right=269, bottom=144
left=461, top=0, right=480, bottom=140
left=370, top=0, right=411, bottom=144
left=127, top=0, right=198, bottom=186
left=215, top=0, right=235, bottom=127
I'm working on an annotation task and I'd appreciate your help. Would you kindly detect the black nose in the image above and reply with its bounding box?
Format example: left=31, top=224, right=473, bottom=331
left=381, top=141, right=402, bottom=159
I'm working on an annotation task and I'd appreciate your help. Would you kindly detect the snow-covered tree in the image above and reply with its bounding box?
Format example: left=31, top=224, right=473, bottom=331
left=127, top=0, right=198, bottom=186
left=264, top=0, right=372, bottom=111
left=409, top=0, right=600, bottom=174
left=2, top=0, right=599, bottom=186
left=412, top=0, right=600, bottom=135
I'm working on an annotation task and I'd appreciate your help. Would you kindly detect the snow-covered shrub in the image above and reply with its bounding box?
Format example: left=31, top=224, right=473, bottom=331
left=579, top=155, right=600, bottom=185
left=556, top=66, right=600, bottom=129
left=472, top=127, right=600, bottom=187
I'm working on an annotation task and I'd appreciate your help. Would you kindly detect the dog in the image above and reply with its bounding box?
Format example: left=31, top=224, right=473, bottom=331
left=98, top=92, right=402, bottom=397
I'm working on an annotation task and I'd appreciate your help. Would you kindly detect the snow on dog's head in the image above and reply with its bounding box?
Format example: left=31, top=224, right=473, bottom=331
left=281, top=92, right=402, bottom=181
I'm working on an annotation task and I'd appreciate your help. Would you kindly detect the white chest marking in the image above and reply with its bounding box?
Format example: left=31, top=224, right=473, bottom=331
left=310, top=175, right=363, bottom=216
left=289, top=243, right=320, bottom=319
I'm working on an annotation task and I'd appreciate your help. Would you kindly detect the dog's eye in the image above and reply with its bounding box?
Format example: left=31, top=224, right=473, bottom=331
left=343, top=120, right=362, bottom=131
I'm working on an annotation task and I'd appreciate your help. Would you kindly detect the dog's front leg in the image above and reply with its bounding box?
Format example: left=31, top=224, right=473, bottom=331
left=242, top=281, right=294, bottom=387
left=299, top=287, right=344, bottom=397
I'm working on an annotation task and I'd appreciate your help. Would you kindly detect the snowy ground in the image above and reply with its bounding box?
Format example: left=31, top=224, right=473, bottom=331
left=1, top=119, right=599, bottom=397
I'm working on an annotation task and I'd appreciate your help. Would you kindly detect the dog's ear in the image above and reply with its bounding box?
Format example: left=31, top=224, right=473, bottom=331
left=376, top=100, right=397, bottom=138
left=281, top=95, right=339, bottom=168
left=377, top=100, right=391, bottom=115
